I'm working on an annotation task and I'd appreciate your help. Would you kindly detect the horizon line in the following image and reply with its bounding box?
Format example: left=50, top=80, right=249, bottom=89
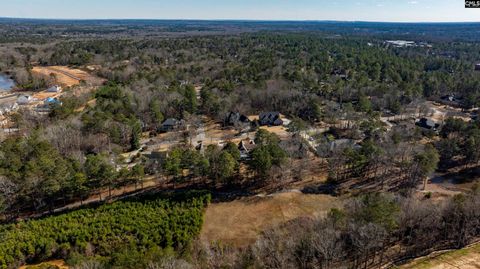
left=0, top=17, right=479, bottom=24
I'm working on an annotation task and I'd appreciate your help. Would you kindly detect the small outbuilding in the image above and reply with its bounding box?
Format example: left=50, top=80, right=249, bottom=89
left=441, top=94, right=456, bottom=102
left=44, top=97, right=62, bottom=106
left=195, top=141, right=205, bottom=152
left=416, top=118, right=440, bottom=130
left=47, top=85, right=62, bottom=93
left=149, top=150, right=169, bottom=160
left=331, top=69, right=348, bottom=80
left=328, top=139, right=357, bottom=151
left=225, top=112, right=250, bottom=126
left=475, top=64, right=480, bottom=71
left=159, top=118, right=181, bottom=133
left=17, top=95, right=33, bottom=105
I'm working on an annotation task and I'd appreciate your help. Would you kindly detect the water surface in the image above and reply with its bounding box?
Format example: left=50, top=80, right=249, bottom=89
left=0, top=74, right=15, bottom=91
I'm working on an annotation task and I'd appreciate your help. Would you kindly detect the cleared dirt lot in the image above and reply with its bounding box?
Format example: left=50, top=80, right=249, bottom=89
left=201, top=191, right=340, bottom=247
left=32, top=91, right=60, bottom=100
left=19, top=259, right=68, bottom=269
left=400, top=243, right=480, bottom=269
left=32, top=66, right=104, bottom=87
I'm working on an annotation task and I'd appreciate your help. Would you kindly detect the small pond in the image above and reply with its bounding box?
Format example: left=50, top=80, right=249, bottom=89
left=0, top=74, right=15, bottom=91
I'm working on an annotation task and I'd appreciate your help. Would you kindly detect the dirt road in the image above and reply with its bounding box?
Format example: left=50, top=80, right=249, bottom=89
left=401, top=242, right=480, bottom=269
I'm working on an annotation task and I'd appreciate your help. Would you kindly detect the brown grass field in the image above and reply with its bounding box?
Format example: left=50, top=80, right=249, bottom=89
left=32, top=91, right=60, bottom=100
left=201, top=192, right=340, bottom=247
left=19, top=259, right=68, bottom=269
left=399, top=242, right=480, bottom=269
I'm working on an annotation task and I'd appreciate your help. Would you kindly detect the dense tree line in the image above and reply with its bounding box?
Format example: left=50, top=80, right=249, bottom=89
left=160, top=129, right=287, bottom=185
left=2, top=32, right=479, bottom=195
left=52, top=190, right=480, bottom=269
left=436, top=118, right=480, bottom=168
left=322, top=122, right=439, bottom=192
left=0, top=134, right=145, bottom=220
left=0, top=192, right=210, bottom=269
left=3, top=32, right=480, bottom=125
left=238, top=189, right=480, bottom=268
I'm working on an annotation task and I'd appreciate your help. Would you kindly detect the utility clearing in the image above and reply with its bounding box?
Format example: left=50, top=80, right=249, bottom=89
left=19, top=259, right=68, bottom=269
left=32, top=66, right=104, bottom=87
left=201, top=191, right=340, bottom=247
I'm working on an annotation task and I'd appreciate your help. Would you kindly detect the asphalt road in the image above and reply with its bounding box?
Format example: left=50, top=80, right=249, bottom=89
left=0, top=91, right=34, bottom=107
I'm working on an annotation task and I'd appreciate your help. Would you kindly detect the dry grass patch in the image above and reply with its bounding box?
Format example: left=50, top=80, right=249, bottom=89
left=32, top=66, right=104, bottom=87
left=32, top=91, right=60, bottom=100
left=400, top=243, right=480, bottom=269
left=19, top=260, right=69, bottom=269
left=201, top=192, right=340, bottom=247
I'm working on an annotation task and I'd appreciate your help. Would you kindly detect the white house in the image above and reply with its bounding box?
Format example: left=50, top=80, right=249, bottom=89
left=47, top=85, right=62, bottom=93
left=17, top=95, right=33, bottom=105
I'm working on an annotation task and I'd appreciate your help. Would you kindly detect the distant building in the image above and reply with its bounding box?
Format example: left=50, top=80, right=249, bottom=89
left=438, top=94, right=463, bottom=108
left=331, top=69, right=348, bottom=80
left=46, top=85, right=62, bottom=93
left=259, top=112, right=283, bottom=126
left=475, top=64, right=480, bottom=71
left=17, top=95, right=32, bottom=105
left=328, top=139, right=357, bottom=151
left=418, top=42, right=432, bottom=48
left=416, top=118, right=440, bottom=130
left=0, top=103, right=18, bottom=114
left=159, top=118, right=180, bottom=133
left=44, top=97, right=62, bottom=106
left=149, top=150, right=169, bottom=160
left=441, top=94, right=456, bottom=102
left=385, top=40, right=416, bottom=47
left=225, top=112, right=250, bottom=126
left=145, top=150, right=169, bottom=172
left=238, top=138, right=257, bottom=159
left=195, top=141, right=205, bottom=152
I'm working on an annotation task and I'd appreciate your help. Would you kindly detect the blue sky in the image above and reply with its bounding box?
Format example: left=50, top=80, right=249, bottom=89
left=1, top=0, right=479, bottom=22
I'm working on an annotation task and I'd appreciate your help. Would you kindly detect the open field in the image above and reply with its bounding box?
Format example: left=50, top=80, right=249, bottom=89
left=424, top=166, right=480, bottom=198
left=428, top=101, right=473, bottom=123
left=201, top=191, right=340, bottom=247
left=259, top=125, right=290, bottom=138
left=32, top=91, right=60, bottom=100
left=400, top=242, right=480, bottom=269
left=32, top=66, right=104, bottom=87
